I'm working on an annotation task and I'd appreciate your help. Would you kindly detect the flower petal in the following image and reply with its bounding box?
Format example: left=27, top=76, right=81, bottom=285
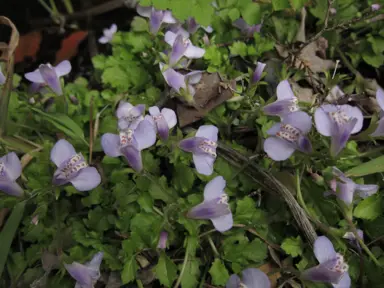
left=196, top=125, right=218, bottom=141
left=98, top=36, right=110, bottom=44
left=54, top=60, right=72, bottom=77
left=0, top=67, right=5, bottom=84
left=87, top=252, right=104, bottom=270
left=70, top=167, right=101, bottom=191
left=50, top=139, right=76, bottom=167
left=187, top=199, right=230, bottom=219
left=121, top=146, right=143, bottom=172
left=186, top=17, right=199, bottom=34
left=116, top=101, right=134, bottom=118
left=161, top=108, right=177, bottom=128
left=149, top=106, right=161, bottom=116
left=157, top=231, right=168, bottom=249
left=242, top=268, right=271, bottom=288
left=314, top=105, right=337, bottom=136
left=370, top=117, right=384, bottom=137
left=203, top=26, right=213, bottom=33
left=302, top=261, right=344, bottom=283
left=101, top=133, right=122, bottom=157
left=185, top=71, right=203, bottom=85
left=170, top=35, right=188, bottom=65
left=64, top=263, right=93, bottom=287
left=109, top=24, right=117, bottom=34
left=233, top=18, right=249, bottom=32
left=332, top=272, right=351, bottom=288
left=330, top=118, right=357, bottom=157
left=355, top=184, right=378, bottom=199
left=161, top=66, right=186, bottom=92
left=375, top=86, right=384, bottom=111
left=164, top=31, right=177, bottom=46
left=264, top=137, right=295, bottom=161
left=39, top=64, right=62, bottom=95
left=277, top=80, right=296, bottom=100
left=314, top=236, right=337, bottom=264
left=252, top=62, right=266, bottom=83
left=335, top=180, right=356, bottom=205
left=267, top=123, right=282, bottom=135
left=263, top=99, right=296, bottom=116
left=25, top=69, right=45, bottom=83
left=204, top=176, right=226, bottom=201
left=179, top=137, right=201, bottom=153
left=162, top=11, right=177, bottom=24
left=211, top=212, right=233, bottom=232
left=283, top=111, right=312, bottom=134
left=150, top=9, right=164, bottom=34
left=226, top=274, right=241, bottom=288
left=0, top=152, right=22, bottom=181
left=298, top=135, right=312, bottom=154
left=136, top=5, right=152, bottom=18
left=156, top=116, right=170, bottom=140
left=134, top=119, right=157, bottom=150
left=193, top=153, right=215, bottom=176
left=340, top=105, right=363, bottom=134
left=0, top=181, right=23, bottom=197
left=184, top=45, right=205, bottom=59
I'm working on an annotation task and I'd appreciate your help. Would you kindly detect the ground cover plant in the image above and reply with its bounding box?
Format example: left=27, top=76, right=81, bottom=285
left=0, top=0, right=384, bottom=287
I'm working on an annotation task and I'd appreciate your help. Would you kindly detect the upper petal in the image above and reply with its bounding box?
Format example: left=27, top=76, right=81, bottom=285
left=109, top=24, right=117, bottom=34
left=376, top=86, right=384, bottom=111
left=98, top=36, right=110, bottom=44
left=193, top=153, right=216, bottom=176
left=54, top=60, right=72, bottom=77
left=355, top=184, right=378, bottom=199
left=185, top=71, right=203, bottom=85
left=50, top=139, right=76, bottom=167
left=0, top=181, right=24, bottom=197
left=164, top=31, right=177, bottom=46
left=70, top=167, right=101, bottom=191
left=314, top=236, right=337, bottom=264
left=170, top=34, right=188, bottom=66
left=370, top=117, right=384, bottom=137
left=226, top=274, right=241, bottom=288
left=121, top=146, right=143, bottom=172
left=150, top=9, right=164, bottom=34
left=162, top=11, right=177, bottom=23
left=149, top=106, right=161, bottom=116
left=196, top=125, right=218, bottom=141
left=116, top=101, right=134, bottom=119
left=184, top=45, right=205, bottom=59
left=340, top=105, right=363, bottom=134
left=136, top=5, right=152, bottom=18
left=161, top=108, right=177, bottom=128
left=0, top=152, right=22, bottom=181
left=101, top=133, right=122, bottom=157
left=39, top=64, right=62, bottom=95
left=25, top=69, right=45, bottom=83
left=314, top=106, right=334, bottom=136
left=204, top=176, right=226, bottom=201
left=161, top=65, right=186, bottom=92
left=277, top=80, right=296, bottom=100
left=64, top=262, right=93, bottom=287
left=263, top=137, right=295, bottom=161
left=330, top=118, right=357, bottom=157
left=134, top=119, right=156, bottom=150
left=156, top=116, right=170, bottom=140
left=332, top=272, right=351, bottom=288
left=283, top=111, right=312, bottom=134
left=211, top=212, right=233, bottom=232
left=241, top=268, right=271, bottom=288
left=251, top=62, right=266, bottom=83
left=87, top=252, right=104, bottom=270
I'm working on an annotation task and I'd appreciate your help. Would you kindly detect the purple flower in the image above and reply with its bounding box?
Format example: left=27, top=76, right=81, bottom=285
left=326, top=167, right=378, bottom=206
left=165, top=31, right=205, bottom=65
left=179, top=125, right=218, bottom=175
left=98, top=24, right=117, bottom=44
left=302, top=236, right=350, bottom=288
left=371, top=4, right=381, bottom=11
left=343, top=229, right=364, bottom=250
left=233, top=18, right=261, bottom=37
left=187, top=176, right=233, bottom=232
left=185, top=17, right=213, bottom=34
left=145, top=106, right=177, bottom=140
left=371, top=87, right=384, bottom=137
left=101, top=119, right=156, bottom=172
left=160, top=63, right=202, bottom=100
left=0, top=152, right=23, bottom=197
left=0, top=66, right=6, bottom=85
left=25, top=60, right=71, bottom=96
left=115, top=101, right=145, bottom=131
left=264, top=111, right=312, bottom=161
left=136, top=5, right=176, bottom=34
left=64, top=252, right=103, bottom=288
left=157, top=231, right=168, bottom=249
left=51, top=139, right=101, bottom=191
left=263, top=80, right=299, bottom=117
left=314, top=104, right=363, bottom=156
left=226, top=268, right=270, bottom=288
left=252, top=62, right=266, bottom=84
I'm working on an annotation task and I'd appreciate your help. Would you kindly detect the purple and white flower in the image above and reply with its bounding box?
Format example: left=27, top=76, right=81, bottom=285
left=64, top=252, right=103, bottom=288
left=98, top=24, right=117, bottom=44
left=226, top=268, right=270, bottom=288
left=314, top=104, right=363, bottom=156
left=371, top=4, right=381, bottom=11
left=179, top=125, right=218, bottom=175
left=51, top=139, right=101, bottom=191
left=0, top=66, right=6, bottom=85
left=145, top=106, right=177, bottom=140
left=185, top=17, right=213, bottom=34
left=252, top=61, right=266, bottom=84
left=157, top=231, right=168, bottom=249
left=302, top=236, right=350, bottom=288
left=263, top=80, right=299, bottom=117
left=264, top=111, right=312, bottom=161
left=25, top=60, right=71, bottom=96
left=115, top=101, right=145, bottom=131
left=136, top=5, right=177, bottom=34
left=371, top=87, right=384, bottom=137
left=233, top=18, right=261, bottom=37
left=101, top=119, right=156, bottom=172
left=187, top=176, right=233, bottom=232
left=0, top=152, right=23, bottom=197
left=326, top=167, right=378, bottom=206
left=165, top=31, right=205, bottom=65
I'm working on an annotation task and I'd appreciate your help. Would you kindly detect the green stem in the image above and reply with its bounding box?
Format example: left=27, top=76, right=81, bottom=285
left=62, top=0, right=74, bottom=14
left=173, top=239, right=190, bottom=288
left=296, top=168, right=312, bottom=217
left=36, top=0, right=55, bottom=15
left=207, top=235, right=219, bottom=257
left=335, top=47, right=362, bottom=78
left=153, top=206, right=164, bottom=216
left=198, top=229, right=216, bottom=238
left=49, top=0, right=59, bottom=14
left=136, top=279, right=144, bottom=288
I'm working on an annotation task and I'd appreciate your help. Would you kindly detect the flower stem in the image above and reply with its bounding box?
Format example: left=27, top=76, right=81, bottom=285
left=296, top=168, right=312, bottom=217
left=62, top=0, right=74, bottom=14
left=207, top=235, right=220, bottom=257
left=173, top=238, right=190, bottom=288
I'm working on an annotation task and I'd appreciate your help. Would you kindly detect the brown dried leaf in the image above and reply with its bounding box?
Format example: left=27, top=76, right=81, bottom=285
left=0, top=16, right=19, bottom=62
left=259, top=263, right=281, bottom=288
left=290, top=81, right=314, bottom=103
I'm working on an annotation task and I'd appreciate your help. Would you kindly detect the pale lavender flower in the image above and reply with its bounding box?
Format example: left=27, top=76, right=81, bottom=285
left=179, top=125, right=218, bottom=175
left=314, top=104, right=363, bottom=156
left=226, top=268, right=270, bottom=288
left=25, top=60, right=71, bottom=96
left=302, top=236, right=350, bottom=288
left=157, top=231, right=168, bottom=249
left=185, top=17, right=213, bottom=34
left=101, top=119, right=156, bottom=172
left=165, top=31, right=205, bottom=65
left=263, top=80, right=299, bottom=117
left=28, top=82, right=44, bottom=95
left=0, top=152, right=23, bottom=197
left=252, top=61, right=266, bottom=84
left=371, top=87, right=384, bottom=137
left=136, top=5, right=177, bottom=34
left=0, top=66, right=6, bottom=84
left=64, top=252, right=103, bottom=288
left=371, top=4, right=381, bottom=11
left=98, top=24, right=117, bottom=44
left=187, top=176, right=233, bottom=232
left=145, top=106, right=177, bottom=140
left=115, top=101, right=145, bottom=131
left=343, top=229, right=364, bottom=250
left=233, top=18, right=261, bottom=37
left=326, top=167, right=378, bottom=206
left=51, top=139, right=101, bottom=191
left=264, top=111, right=312, bottom=161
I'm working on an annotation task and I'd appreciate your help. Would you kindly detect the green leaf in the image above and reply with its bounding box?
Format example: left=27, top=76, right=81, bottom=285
left=179, top=259, right=200, bottom=288
left=172, top=163, right=195, bottom=193
left=149, top=175, right=176, bottom=203
left=229, top=42, right=248, bottom=57
left=362, top=51, right=384, bottom=68
left=281, top=236, right=303, bottom=257
left=309, top=0, right=328, bottom=21
left=354, top=195, right=382, bottom=220
left=154, top=252, right=178, bottom=287
left=272, top=0, right=290, bottom=10
left=228, top=8, right=240, bottom=21
left=240, top=3, right=261, bottom=25
left=289, top=0, right=308, bottom=10
left=121, top=256, right=138, bottom=284
left=234, top=197, right=267, bottom=225
left=131, top=16, right=149, bottom=32
left=209, top=258, right=230, bottom=286
left=0, top=201, right=26, bottom=278
left=346, top=155, right=384, bottom=177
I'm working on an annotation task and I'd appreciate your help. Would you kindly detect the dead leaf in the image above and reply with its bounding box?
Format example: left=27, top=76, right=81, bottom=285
left=55, top=30, right=88, bottom=65
left=177, top=72, right=233, bottom=127
left=0, top=16, right=19, bottom=62
left=296, top=39, right=335, bottom=73
left=41, top=251, right=60, bottom=272
left=290, top=81, right=314, bottom=103
left=259, top=263, right=281, bottom=288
